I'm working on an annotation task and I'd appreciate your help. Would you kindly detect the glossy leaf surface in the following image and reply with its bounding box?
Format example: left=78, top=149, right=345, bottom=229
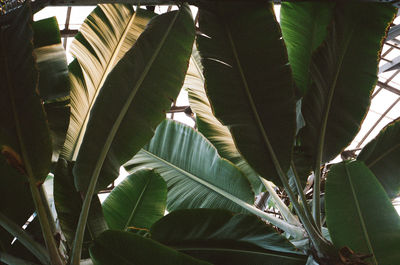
left=299, top=3, right=396, bottom=163
left=90, top=230, right=212, bottom=265
left=358, top=118, right=400, bottom=198
left=197, top=2, right=296, bottom=186
left=74, top=6, right=195, bottom=192
left=125, top=120, right=254, bottom=213
left=103, top=169, right=167, bottom=231
left=325, top=161, right=400, bottom=265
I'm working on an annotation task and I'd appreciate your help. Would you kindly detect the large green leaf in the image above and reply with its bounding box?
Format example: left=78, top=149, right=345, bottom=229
left=73, top=6, right=195, bottom=192
left=357, top=118, right=400, bottom=199
left=299, top=3, right=396, bottom=164
left=54, top=158, right=107, bottom=258
left=61, top=5, right=155, bottom=160
left=103, top=169, right=167, bottom=231
left=151, top=209, right=300, bottom=255
left=197, top=2, right=296, bottom=186
left=325, top=161, right=400, bottom=265
left=125, top=120, right=254, bottom=213
left=0, top=3, right=52, bottom=183
left=280, top=2, right=334, bottom=96
left=90, top=230, right=212, bottom=265
left=186, top=48, right=263, bottom=194
left=32, top=17, right=71, bottom=162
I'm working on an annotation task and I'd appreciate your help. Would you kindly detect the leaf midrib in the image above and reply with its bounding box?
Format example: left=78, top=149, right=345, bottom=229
left=221, top=7, right=287, bottom=178
left=138, top=149, right=304, bottom=238
left=124, top=175, right=151, bottom=230
left=367, top=143, right=400, bottom=168
left=344, top=163, right=377, bottom=265
left=175, top=247, right=305, bottom=261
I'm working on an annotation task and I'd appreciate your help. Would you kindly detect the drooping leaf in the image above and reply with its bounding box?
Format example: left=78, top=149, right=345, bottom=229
left=197, top=2, right=296, bottom=186
left=61, top=5, right=155, bottom=160
left=325, top=161, right=400, bottom=265
left=73, top=6, right=195, bottom=192
left=90, top=230, right=212, bottom=265
left=186, top=48, right=263, bottom=194
left=124, top=120, right=254, bottom=213
left=280, top=2, right=334, bottom=96
left=0, top=3, right=52, bottom=183
left=299, top=3, right=396, bottom=164
left=151, top=209, right=300, bottom=255
left=32, top=17, right=70, bottom=101
left=32, top=17, right=71, bottom=162
left=357, top=118, right=400, bottom=199
left=102, top=169, right=167, bottom=231
left=54, top=158, right=107, bottom=258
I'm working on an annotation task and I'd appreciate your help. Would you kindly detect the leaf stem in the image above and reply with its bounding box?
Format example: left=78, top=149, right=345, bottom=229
left=70, top=9, right=183, bottom=265
left=290, top=161, right=317, bottom=230
left=0, top=212, right=50, bottom=265
left=0, top=251, right=40, bottom=265
left=260, top=177, right=301, bottom=226
left=29, top=181, right=64, bottom=265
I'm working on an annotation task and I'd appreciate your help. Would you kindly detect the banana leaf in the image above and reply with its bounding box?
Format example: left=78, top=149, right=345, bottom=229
left=102, top=169, right=167, bottom=231
left=73, top=5, right=195, bottom=192
left=358, top=118, right=400, bottom=199
left=325, top=161, right=400, bottom=265
left=196, top=2, right=296, bottom=186
left=124, top=120, right=254, bottom=213
left=299, top=3, right=396, bottom=164
left=61, top=5, right=155, bottom=160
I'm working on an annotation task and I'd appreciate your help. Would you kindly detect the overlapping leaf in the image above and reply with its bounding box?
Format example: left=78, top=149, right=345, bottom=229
left=280, top=2, right=334, bottom=96
left=33, top=17, right=70, bottom=162
left=125, top=120, right=254, bottom=213
left=103, top=169, right=167, bottom=231
left=358, top=118, right=400, bottom=198
left=73, top=6, right=195, bottom=192
left=197, top=2, right=296, bottom=186
left=0, top=3, right=51, bottom=183
left=90, top=230, right=212, bottom=265
left=325, top=161, right=400, bottom=265
left=186, top=48, right=263, bottom=194
left=299, top=3, right=396, bottom=164
left=61, top=5, right=155, bottom=160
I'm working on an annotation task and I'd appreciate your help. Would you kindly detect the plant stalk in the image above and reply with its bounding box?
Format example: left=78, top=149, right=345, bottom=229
left=260, top=177, right=301, bottom=226
left=290, top=161, right=317, bottom=230
left=29, top=181, right=64, bottom=265
left=0, top=212, right=50, bottom=265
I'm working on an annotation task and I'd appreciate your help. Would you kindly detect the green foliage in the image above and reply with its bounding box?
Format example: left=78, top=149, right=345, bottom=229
left=103, top=169, right=167, bottom=231
left=125, top=120, right=254, bottom=213
left=1, top=2, right=399, bottom=265
left=197, top=2, right=296, bottom=186
left=325, top=161, right=400, bottom=264
left=90, top=230, right=212, bottom=265
left=358, top=118, right=400, bottom=198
